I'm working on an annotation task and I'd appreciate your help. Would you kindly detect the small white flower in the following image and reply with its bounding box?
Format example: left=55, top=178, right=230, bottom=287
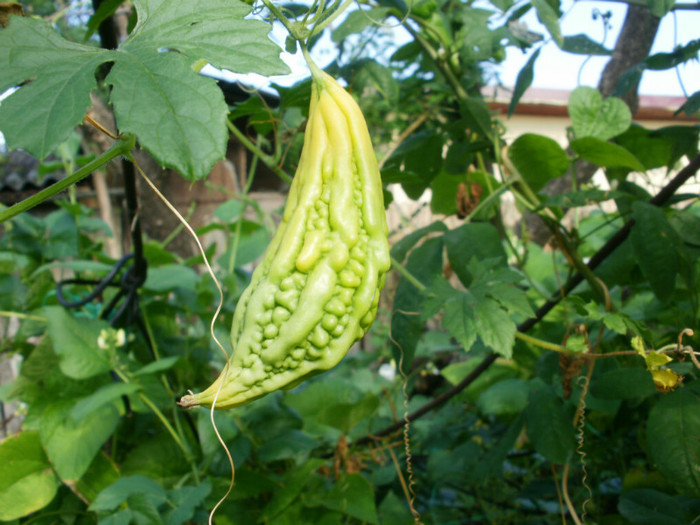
left=97, top=329, right=109, bottom=350
left=115, top=329, right=126, bottom=347
left=378, top=362, right=396, bottom=382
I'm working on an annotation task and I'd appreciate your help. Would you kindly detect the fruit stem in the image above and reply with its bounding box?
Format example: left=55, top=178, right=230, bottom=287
left=301, top=42, right=325, bottom=84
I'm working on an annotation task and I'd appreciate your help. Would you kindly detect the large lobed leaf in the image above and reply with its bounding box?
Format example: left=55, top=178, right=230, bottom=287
left=0, top=17, right=112, bottom=158
left=0, top=432, right=60, bottom=521
left=647, top=382, right=700, bottom=497
left=568, top=86, right=631, bottom=141
left=0, top=0, right=288, bottom=179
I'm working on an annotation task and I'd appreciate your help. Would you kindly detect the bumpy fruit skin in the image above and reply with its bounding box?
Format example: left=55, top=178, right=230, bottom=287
left=179, top=71, right=390, bottom=409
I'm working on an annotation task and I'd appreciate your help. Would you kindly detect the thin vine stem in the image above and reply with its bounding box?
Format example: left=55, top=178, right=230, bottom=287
left=0, top=310, right=47, bottom=322
left=0, top=135, right=134, bottom=223
left=226, top=120, right=293, bottom=184
left=113, top=368, right=198, bottom=479
left=390, top=256, right=427, bottom=291
left=309, top=0, right=355, bottom=37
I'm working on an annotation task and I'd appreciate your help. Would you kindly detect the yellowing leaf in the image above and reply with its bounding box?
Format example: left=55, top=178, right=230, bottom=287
left=651, top=369, right=682, bottom=393
left=632, top=336, right=646, bottom=357
left=645, top=351, right=672, bottom=369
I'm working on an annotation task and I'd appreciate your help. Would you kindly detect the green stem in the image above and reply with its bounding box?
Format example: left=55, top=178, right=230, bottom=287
left=515, top=331, right=571, bottom=354
left=0, top=135, right=134, bottom=224
left=260, top=0, right=301, bottom=38
left=226, top=120, right=293, bottom=185
left=301, top=42, right=325, bottom=81
left=390, top=255, right=427, bottom=292
left=464, top=181, right=512, bottom=223
left=309, top=0, right=355, bottom=37
left=553, top=227, right=611, bottom=308
left=0, top=310, right=46, bottom=322
left=113, top=368, right=199, bottom=482
left=400, top=17, right=468, bottom=100
left=161, top=202, right=196, bottom=250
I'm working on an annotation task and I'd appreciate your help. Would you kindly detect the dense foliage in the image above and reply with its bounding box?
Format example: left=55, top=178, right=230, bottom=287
left=1, top=0, right=699, bottom=523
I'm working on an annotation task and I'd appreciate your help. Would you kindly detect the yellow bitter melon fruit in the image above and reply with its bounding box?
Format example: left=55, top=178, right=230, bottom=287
left=179, top=71, right=390, bottom=409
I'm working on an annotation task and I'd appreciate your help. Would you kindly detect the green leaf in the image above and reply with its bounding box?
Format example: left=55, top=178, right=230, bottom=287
left=568, top=86, right=632, bottom=140
left=570, top=137, right=645, bottom=171
left=132, top=356, right=180, bottom=376
left=460, top=97, right=494, bottom=139
left=126, top=0, right=288, bottom=76
left=354, top=61, right=398, bottom=103
left=107, top=51, right=228, bottom=180
left=443, top=222, right=508, bottom=286
left=618, top=489, right=689, bottom=525
left=439, top=285, right=478, bottom=353
left=671, top=210, right=700, bottom=247
left=471, top=413, right=526, bottom=482
left=647, top=382, right=700, bottom=497
left=614, top=64, right=645, bottom=98
left=85, top=0, right=125, bottom=38
left=647, top=0, right=675, bottom=17
left=645, top=40, right=700, bottom=70
left=427, top=276, right=518, bottom=358
left=630, top=202, right=681, bottom=304
left=484, top=280, right=535, bottom=318
left=40, top=401, right=120, bottom=482
left=613, top=124, right=676, bottom=171
left=99, top=510, right=134, bottom=525
left=508, top=48, right=540, bottom=118
left=90, top=475, right=167, bottom=512
left=390, top=221, right=447, bottom=262
left=332, top=8, right=389, bottom=42
left=0, top=16, right=112, bottom=159
left=391, top=237, right=444, bottom=369
left=44, top=210, right=79, bottom=259
left=525, top=387, right=575, bottom=464
left=144, top=265, right=200, bottom=292
left=675, top=91, right=700, bottom=117
left=590, top=367, right=657, bottom=400
left=378, top=491, right=414, bottom=524
left=316, top=394, right=379, bottom=434
left=262, top=459, right=326, bottom=521
left=531, top=0, right=563, bottom=47
left=561, top=34, right=612, bottom=55
left=44, top=306, right=112, bottom=379
left=75, top=453, right=121, bottom=503
left=0, top=0, right=288, bottom=179
left=538, top=188, right=623, bottom=209
left=226, top=223, right=271, bottom=267
left=383, top=131, right=443, bottom=198
left=308, top=474, right=379, bottom=524
left=166, top=481, right=212, bottom=525
left=213, top=199, right=244, bottom=222
left=31, top=259, right=115, bottom=278
left=0, top=432, right=60, bottom=521
left=508, top=133, right=570, bottom=192
left=473, top=294, right=516, bottom=358
left=650, top=125, right=700, bottom=167
left=121, top=435, right=191, bottom=484
left=427, top=440, right=480, bottom=484
left=476, top=378, right=530, bottom=416
left=70, top=382, right=141, bottom=422
left=258, top=430, right=318, bottom=462
left=429, top=171, right=465, bottom=215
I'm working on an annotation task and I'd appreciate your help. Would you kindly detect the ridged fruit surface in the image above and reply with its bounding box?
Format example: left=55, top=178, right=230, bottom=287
left=180, top=71, right=390, bottom=409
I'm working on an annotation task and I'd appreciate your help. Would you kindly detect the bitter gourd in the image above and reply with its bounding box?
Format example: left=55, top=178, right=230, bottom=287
left=179, top=71, right=390, bottom=409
